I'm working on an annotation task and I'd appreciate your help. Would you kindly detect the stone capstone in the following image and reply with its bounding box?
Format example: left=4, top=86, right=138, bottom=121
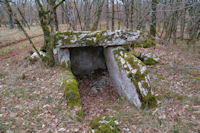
left=54, top=30, right=146, bottom=48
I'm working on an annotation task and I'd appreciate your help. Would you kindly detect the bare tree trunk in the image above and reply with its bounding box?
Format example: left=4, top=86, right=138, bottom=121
left=150, top=0, right=157, bottom=39
left=106, top=0, right=109, bottom=30
left=122, top=0, right=129, bottom=29
left=117, top=1, right=121, bottom=30
left=90, top=0, right=105, bottom=31
left=5, top=0, right=14, bottom=29
left=61, top=2, right=65, bottom=24
left=111, top=0, right=114, bottom=31
left=130, top=0, right=134, bottom=29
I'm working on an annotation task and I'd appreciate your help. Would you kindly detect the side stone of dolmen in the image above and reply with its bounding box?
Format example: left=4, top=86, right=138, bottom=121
left=104, top=47, right=156, bottom=109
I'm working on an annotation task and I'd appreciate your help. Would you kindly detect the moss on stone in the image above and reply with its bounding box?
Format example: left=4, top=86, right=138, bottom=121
left=61, top=61, right=67, bottom=69
left=62, top=71, right=81, bottom=109
left=28, top=56, right=38, bottom=63
left=135, top=39, right=156, bottom=48
left=113, top=49, right=156, bottom=109
left=76, top=109, right=83, bottom=118
left=90, top=115, right=120, bottom=133
left=193, top=77, right=200, bottom=80
left=143, top=57, right=159, bottom=65
left=54, top=30, right=143, bottom=48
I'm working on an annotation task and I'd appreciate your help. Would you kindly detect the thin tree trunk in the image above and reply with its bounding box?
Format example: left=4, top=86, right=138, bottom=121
left=5, top=0, right=14, bottom=29
left=111, top=0, right=114, bottom=31
left=90, top=0, right=105, bottom=31
left=117, top=1, right=120, bottom=30
left=106, top=0, right=109, bottom=30
left=150, top=0, right=157, bottom=39
left=130, top=0, right=134, bottom=29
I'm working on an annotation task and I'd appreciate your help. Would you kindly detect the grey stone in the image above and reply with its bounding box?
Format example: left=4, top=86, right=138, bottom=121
left=70, top=47, right=106, bottom=75
left=55, top=30, right=146, bottom=48
left=91, top=86, right=103, bottom=93
left=6, top=130, right=13, bottom=133
left=104, top=47, right=155, bottom=109
left=104, top=47, right=141, bottom=107
left=9, top=112, right=17, bottom=118
left=58, top=48, right=70, bottom=68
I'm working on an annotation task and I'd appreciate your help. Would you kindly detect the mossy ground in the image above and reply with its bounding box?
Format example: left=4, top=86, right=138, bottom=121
left=90, top=115, right=120, bottom=133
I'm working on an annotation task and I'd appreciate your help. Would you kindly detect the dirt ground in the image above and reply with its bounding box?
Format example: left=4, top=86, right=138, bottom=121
left=0, top=27, right=200, bottom=133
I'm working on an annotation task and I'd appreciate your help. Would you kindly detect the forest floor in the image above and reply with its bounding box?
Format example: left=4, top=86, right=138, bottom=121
left=0, top=26, right=200, bottom=133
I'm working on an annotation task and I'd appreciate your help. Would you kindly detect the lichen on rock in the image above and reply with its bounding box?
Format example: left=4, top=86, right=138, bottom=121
left=90, top=115, right=120, bottom=133
left=28, top=51, right=46, bottom=63
left=134, top=40, right=156, bottom=48
left=54, top=30, right=145, bottom=48
left=140, top=53, right=159, bottom=65
left=113, top=49, right=156, bottom=109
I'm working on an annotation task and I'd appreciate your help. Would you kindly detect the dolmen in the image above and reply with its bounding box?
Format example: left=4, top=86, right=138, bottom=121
left=53, top=30, right=156, bottom=109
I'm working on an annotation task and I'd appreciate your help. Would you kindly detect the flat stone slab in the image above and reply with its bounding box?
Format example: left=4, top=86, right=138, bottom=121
left=54, top=30, right=146, bottom=48
left=104, top=47, right=156, bottom=109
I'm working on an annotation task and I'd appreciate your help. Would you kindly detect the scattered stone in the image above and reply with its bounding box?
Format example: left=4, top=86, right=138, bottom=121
left=15, top=105, right=23, bottom=110
left=9, top=112, right=17, bottom=118
left=139, top=53, right=159, bottom=65
left=29, top=51, right=46, bottom=63
left=90, top=115, right=120, bottom=133
left=6, top=130, right=13, bottom=133
left=135, top=40, right=156, bottom=48
left=30, top=51, right=46, bottom=59
left=91, top=86, right=103, bottom=93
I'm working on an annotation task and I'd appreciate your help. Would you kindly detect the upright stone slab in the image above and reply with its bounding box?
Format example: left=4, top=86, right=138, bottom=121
left=57, top=48, right=70, bottom=68
left=70, top=47, right=106, bottom=75
left=104, top=47, right=156, bottom=109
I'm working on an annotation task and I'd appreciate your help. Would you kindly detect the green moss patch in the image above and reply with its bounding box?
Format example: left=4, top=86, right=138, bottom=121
left=113, top=49, right=156, bottom=109
left=143, top=57, right=159, bottom=65
left=90, top=115, right=120, bottom=133
left=62, top=71, right=81, bottom=109
left=139, top=53, right=159, bottom=65
left=135, top=40, right=156, bottom=48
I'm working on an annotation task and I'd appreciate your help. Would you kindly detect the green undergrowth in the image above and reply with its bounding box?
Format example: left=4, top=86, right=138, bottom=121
left=90, top=115, right=120, bottom=133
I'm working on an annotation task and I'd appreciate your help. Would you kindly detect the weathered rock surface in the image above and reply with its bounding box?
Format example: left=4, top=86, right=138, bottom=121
left=104, top=47, right=156, bottom=109
left=54, top=30, right=146, bottom=48
left=139, top=53, right=159, bottom=65
left=57, top=48, right=70, bottom=68
left=90, top=115, right=120, bottom=133
left=70, top=47, right=106, bottom=75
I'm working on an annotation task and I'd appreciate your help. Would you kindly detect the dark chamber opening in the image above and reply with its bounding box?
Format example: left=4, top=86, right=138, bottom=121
left=69, top=47, right=119, bottom=120
left=69, top=46, right=107, bottom=76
